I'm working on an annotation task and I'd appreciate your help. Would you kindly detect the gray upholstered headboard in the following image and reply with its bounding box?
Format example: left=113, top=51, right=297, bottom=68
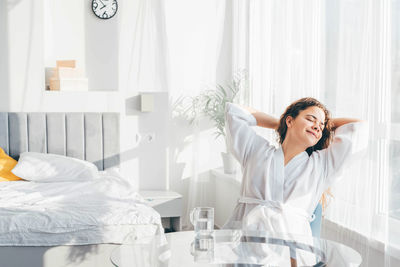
left=0, top=112, right=120, bottom=171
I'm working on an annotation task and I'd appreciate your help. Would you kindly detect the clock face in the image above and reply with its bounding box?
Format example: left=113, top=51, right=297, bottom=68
left=92, top=0, right=118, bottom=20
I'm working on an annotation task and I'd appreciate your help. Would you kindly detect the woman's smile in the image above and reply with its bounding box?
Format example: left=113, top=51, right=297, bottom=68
left=306, top=130, right=318, bottom=139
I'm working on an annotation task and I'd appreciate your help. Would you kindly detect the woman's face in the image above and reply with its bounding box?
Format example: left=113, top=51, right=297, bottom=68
left=286, top=106, right=326, bottom=148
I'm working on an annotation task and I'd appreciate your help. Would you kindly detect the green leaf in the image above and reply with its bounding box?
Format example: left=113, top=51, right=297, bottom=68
left=175, top=69, right=248, bottom=140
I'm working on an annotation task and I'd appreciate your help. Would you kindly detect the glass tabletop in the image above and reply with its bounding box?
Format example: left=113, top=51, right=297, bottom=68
left=110, top=229, right=362, bottom=267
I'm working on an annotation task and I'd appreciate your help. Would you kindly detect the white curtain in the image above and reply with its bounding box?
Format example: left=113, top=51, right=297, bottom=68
left=233, top=0, right=396, bottom=266
left=122, top=0, right=169, bottom=93
left=391, top=0, right=400, bottom=258
left=163, top=0, right=230, bottom=229
left=233, top=0, right=326, bottom=143
left=322, top=2, right=392, bottom=266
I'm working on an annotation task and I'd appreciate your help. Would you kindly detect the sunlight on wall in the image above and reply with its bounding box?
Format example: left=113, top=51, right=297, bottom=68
left=178, top=128, right=223, bottom=180
left=44, top=0, right=85, bottom=68
left=43, top=0, right=118, bottom=91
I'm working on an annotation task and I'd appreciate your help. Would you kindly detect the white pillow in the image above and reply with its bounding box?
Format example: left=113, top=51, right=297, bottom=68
left=12, top=152, right=99, bottom=182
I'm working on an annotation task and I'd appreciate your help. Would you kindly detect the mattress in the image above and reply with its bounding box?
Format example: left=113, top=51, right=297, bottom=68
left=0, top=224, right=160, bottom=246
left=0, top=169, right=163, bottom=246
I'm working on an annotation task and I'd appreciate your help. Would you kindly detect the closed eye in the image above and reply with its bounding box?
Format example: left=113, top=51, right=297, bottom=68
left=305, top=115, right=325, bottom=130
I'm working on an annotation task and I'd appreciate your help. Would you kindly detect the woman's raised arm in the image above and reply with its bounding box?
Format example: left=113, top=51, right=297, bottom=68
left=241, top=106, right=279, bottom=130
left=330, top=118, right=364, bottom=131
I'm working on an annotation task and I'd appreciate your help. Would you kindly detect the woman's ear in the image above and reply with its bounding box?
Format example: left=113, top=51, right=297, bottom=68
left=286, top=116, right=293, bottom=128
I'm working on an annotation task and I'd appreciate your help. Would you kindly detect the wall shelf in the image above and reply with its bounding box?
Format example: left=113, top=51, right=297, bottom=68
left=40, top=91, right=122, bottom=112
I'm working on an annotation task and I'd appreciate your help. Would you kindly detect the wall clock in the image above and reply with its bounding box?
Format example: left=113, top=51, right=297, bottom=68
left=92, top=0, right=118, bottom=20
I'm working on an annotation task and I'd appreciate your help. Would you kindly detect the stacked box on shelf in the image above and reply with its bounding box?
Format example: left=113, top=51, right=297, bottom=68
left=49, top=60, right=88, bottom=91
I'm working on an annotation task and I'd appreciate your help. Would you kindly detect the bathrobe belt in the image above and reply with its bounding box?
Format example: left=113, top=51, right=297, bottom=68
left=238, top=197, right=315, bottom=222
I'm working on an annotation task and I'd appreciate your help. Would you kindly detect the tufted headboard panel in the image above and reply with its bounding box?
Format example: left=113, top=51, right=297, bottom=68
left=0, top=112, right=120, bottom=171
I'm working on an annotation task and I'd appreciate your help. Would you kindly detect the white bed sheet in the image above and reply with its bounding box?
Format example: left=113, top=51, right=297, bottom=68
left=0, top=170, right=162, bottom=246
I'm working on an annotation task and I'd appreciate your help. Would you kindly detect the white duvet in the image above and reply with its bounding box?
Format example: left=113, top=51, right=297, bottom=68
left=0, top=170, right=162, bottom=246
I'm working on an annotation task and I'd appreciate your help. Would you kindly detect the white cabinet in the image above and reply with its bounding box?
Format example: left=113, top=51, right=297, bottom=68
left=140, top=191, right=183, bottom=232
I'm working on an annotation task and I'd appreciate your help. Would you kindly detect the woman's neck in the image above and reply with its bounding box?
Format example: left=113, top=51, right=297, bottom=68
left=281, top=139, right=306, bottom=166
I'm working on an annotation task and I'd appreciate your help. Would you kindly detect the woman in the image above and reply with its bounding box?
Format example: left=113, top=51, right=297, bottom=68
left=223, top=97, right=368, bottom=264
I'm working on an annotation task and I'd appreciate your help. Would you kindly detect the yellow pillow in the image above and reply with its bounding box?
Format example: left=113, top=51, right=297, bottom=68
left=0, top=147, right=22, bottom=182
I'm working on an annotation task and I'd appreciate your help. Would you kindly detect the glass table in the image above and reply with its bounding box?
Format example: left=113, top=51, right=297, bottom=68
left=110, top=230, right=362, bottom=267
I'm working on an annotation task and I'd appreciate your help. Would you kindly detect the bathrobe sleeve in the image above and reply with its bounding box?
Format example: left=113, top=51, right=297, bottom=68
left=225, top=103, right=272, bottom=167
left=315, top=121, right=369, bottom=188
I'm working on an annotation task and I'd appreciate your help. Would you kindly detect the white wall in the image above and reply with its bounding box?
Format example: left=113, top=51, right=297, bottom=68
left=124, top=92, right=169, bottom=190
left=43, top=0, right=118, bottom=91
left=0, top=0, right=120, bottom=111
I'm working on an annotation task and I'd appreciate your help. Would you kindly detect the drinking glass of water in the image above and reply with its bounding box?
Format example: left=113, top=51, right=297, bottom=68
left=190, top=235, right=214, bottom=263
left=190, top=207, right=214, bottom=236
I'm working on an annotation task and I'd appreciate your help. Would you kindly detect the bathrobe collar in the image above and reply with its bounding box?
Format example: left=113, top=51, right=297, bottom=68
left=272, top=147, right=308, bottom=202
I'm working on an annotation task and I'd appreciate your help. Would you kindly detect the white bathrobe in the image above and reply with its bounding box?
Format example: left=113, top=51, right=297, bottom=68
left=223, top=102, right=369, bottom=237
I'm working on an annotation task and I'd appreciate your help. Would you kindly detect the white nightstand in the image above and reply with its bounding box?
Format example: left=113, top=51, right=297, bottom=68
left=139, top=191, right=183, bottom=232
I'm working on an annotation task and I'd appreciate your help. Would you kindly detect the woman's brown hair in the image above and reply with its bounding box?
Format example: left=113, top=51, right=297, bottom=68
left=276, top=97, right=334, bottom=210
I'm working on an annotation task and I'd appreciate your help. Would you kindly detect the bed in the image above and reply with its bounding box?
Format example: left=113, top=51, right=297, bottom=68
left=0, top=112, right=162, bottom=267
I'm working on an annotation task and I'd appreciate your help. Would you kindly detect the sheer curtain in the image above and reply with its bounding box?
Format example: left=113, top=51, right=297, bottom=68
left=233, top=0, right=396, bottom=266
left=163, top=0, right=230, bottom=229
left=321, top=2, right=393, bottom=267
left=391, top=0, right=400, bottom=260
left=233, top=0, right=326, bottom=143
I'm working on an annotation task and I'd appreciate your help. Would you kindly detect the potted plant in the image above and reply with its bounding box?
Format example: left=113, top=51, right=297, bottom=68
left=178, top=72, right=247, bottom=174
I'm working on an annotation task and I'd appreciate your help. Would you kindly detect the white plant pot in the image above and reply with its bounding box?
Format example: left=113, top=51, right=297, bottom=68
left=221, top=152, right=236, bottom=174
